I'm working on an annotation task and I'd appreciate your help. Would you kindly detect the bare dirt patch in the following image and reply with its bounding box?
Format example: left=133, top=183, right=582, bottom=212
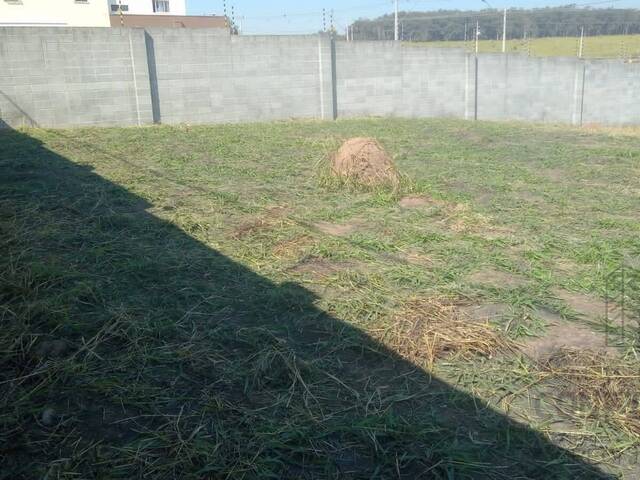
left=553, top=289, right=608, bottom=321
left=520, top=321, right=612, bottom=360
left=289, top=257, right=353, bottom=277
left=397, top=250, right=434, bottom=267
left=331, top=137, right=400, bottom=187
left=265, top=205, right=294, bottom=218
left=232, top=205, right=292, bottom=239
left=272, top=235, right=315, bottom=260
left=479, top=225, right=516, bottom=241
left=534, top=307, right=564, bottom=324
left=313, top=220, right=362, bottom=237
left=467, top=268, right=529, bottom=289
left=232, top=218, right=271, bottom=239
left=552, top=259, right=580, bottom=276
left=398, top=195, right=436, bottom=208
left=541, top=168, right=566, bottom=182
left=515, top=191, right=546, bottom=204
left=458, top=303, right=511, bottom=323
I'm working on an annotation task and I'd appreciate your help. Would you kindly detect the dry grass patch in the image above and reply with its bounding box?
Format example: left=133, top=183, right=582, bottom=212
left=313, top=220, right=364, bottom=237
left=271, top=235, right=315, bottom=260
left=539, top=349, right=640, bottom=437
left=397, top=249, right=435, bottom=267
left=398, top=195, right=437, bottom=208
left=231, top=205, right=294, bottom=239
left=376, top=299, right=513, bottom=369
left=288, top=257, right=356, bottom=278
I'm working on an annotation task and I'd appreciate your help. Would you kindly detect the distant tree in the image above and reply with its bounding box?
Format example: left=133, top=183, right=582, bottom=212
left=351, top=7, right=640, bottom=41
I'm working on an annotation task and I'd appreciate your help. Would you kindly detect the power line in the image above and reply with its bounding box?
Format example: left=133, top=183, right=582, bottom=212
left=240, top=0, right=449, bottom=21
left=241, top=1, right=392, bottom=21
left=237, top=0, right=635, bottom=36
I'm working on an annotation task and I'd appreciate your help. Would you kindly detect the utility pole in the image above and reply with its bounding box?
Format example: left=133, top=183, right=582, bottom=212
left=394, top=0, right=399, bottom=41
left=474, top=20, right=479, bottom=121
left=502, top=8, right=507, bottom=53
left=578, top=26, right=584, bottom=58
left=118, top=0, right=124, bottom=26
left=223, top=0, right=228, bottom=29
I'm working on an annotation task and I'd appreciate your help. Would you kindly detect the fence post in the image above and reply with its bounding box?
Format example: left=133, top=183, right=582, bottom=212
left=464, top=54, right=469, bottom=119
left=579, top=62, right=586, bottom=126
left=474, top=55, right=479, bottom=121
left=330, top=34, right=338, bottom=120
left=144, top=30, right=161, bottom=124
left=318, top=33, right=337, bottom=121
left=127, top=29, right=142, bottom=126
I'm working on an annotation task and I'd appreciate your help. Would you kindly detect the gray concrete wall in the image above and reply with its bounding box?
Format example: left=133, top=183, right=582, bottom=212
left=0, top=27, right=152, bottom=127
left=335, top=42, right=640, bottom=126
left=475, top=54, right=582, bottom=124
left=335, top=41, right=403, bottom=118
left=335, top=43, right=471, bottom=120
left=146, top=31, right=334, bottom=124
left=400, top=47, right=471, bottom=119
left=0, top=27, right=638, bottom=128
left=582, top=60, right=640, bottom=125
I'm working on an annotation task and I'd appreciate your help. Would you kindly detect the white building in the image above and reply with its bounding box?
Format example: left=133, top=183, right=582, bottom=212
left=0, top=0, right=187, bottom=27
left=108, top=0, right=186, bottom=16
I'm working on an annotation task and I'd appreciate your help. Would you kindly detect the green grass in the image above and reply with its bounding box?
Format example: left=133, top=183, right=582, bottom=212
left=1, top=118, right=640, bottom=478
left=409, top=34, right=640, bottom=58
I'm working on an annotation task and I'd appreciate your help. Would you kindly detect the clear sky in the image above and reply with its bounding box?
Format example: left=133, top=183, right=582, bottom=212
left=186, top=0, right=637, bottom=35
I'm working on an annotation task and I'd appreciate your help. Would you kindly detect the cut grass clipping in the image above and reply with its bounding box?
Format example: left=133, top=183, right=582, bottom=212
left=377, top=299, right=513, bottom=370
left=540, top=349, right=640, bottom=438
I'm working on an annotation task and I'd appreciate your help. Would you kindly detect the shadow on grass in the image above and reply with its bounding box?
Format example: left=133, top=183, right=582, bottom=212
left=0, top=127, right=612, bottom=479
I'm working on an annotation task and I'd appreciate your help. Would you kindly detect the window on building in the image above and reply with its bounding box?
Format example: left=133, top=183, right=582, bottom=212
left=111, top=3, right=129, bottom=12
left=152, top=0, right=170, bottom=13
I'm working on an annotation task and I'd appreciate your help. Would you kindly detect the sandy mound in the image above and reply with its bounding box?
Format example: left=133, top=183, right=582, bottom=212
left=331, top=137, right=399, bottom=187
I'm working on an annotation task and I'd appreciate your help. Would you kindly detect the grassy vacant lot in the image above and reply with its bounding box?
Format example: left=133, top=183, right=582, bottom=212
left=411, top=34, right=640, bottom=59
left=1, top=118, right=640, bottom=478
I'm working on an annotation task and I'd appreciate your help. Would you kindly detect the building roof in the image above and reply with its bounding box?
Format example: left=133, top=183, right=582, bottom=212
left=110, top=14, right=228, bottom=29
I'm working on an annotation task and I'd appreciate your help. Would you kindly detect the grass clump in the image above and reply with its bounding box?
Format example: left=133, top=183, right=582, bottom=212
left=540, top=349, right=640, bottom=438
left=378, top=298, right=513, bottom=370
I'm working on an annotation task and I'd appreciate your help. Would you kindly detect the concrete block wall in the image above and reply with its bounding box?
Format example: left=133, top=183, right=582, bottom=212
left=335, top=41, right=403, bottom=118
left=400, top=47, right=470, bottom=119
left=582, top=60, right=640, bottom=125
left=0, top=27, right=152, bottom=127
left=336, top=44, right=471, bottom=120
left=146, top=31, right=334, bottom=124
left=475, top=54, right=583, bottom=124
left=0, top=27, right=638, bottom=128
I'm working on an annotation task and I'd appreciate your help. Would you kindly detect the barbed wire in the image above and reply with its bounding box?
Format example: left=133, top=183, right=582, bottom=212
left=229, top=0, right=637, bottom=37
left=236, top=0, right=627, bottom=22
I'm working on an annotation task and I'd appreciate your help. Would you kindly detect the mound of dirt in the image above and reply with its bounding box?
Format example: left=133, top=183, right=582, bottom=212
left=331, top=137, right=399, bottom=187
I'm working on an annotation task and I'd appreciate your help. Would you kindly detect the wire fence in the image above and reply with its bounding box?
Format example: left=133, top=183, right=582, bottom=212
left=226, top=0, right=640, bottom=60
